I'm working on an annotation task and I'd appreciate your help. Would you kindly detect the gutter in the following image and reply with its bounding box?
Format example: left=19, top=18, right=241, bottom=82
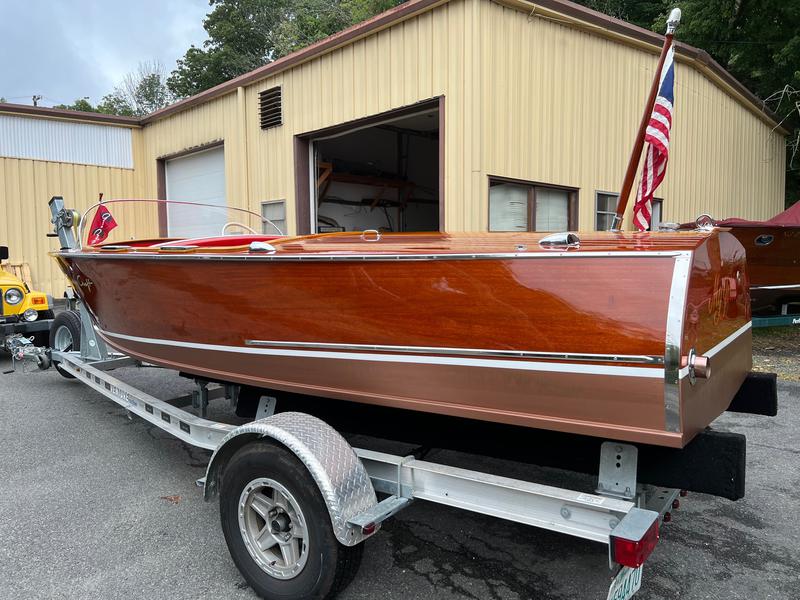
left=0, top=103, right=142, bottom=128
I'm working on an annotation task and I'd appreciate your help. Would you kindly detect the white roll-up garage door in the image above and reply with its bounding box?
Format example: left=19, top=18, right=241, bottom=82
left=165, top=146, right=226, bottom=238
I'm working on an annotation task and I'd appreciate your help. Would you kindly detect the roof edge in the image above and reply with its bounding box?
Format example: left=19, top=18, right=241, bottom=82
left=141, top=0, right=447, bottom=124
left=0, top=103, right=142, bottom=126
left=4, top=0, right=785, bottom=136
left=142, top=0, right=785, bottom=135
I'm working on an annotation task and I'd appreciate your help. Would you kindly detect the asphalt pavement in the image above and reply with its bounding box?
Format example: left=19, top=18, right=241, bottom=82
left=0, top=356, right=798, bottom=600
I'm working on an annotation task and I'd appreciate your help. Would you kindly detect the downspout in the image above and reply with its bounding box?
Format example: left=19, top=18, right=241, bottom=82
left=237, top=86, right=251, bottom=214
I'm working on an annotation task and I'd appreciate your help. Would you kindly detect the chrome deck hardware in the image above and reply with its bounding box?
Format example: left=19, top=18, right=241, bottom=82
left=539, top=232, right=580, bottom=247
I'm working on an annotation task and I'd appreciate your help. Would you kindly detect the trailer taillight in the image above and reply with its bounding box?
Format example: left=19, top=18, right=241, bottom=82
left=609, top=508, right=660, bottom=568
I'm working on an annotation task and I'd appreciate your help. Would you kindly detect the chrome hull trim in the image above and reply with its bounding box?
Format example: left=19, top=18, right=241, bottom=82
left=58, top=250, right=692, bottom=262
left=677, top=322, right=752, bottom=379
left=750, top=283, right=800, bottom=291
left=664, top=255, right=692, bottom=433
left=244, top=339, right=664, bottom=365
left=100, top=329, right=666, bottom=379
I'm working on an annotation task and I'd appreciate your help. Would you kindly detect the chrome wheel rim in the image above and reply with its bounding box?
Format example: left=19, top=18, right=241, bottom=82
left=238, top=478, right=309, bottom=579
left=53, top=325, right=74, bottom=352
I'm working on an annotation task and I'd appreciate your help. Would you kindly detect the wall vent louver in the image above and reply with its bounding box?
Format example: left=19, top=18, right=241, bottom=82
left=259, top=87, right=282, bottom=130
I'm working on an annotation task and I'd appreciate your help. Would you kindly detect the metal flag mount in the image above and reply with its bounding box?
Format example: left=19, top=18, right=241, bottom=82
left=610, top=7, right=682, bottom=232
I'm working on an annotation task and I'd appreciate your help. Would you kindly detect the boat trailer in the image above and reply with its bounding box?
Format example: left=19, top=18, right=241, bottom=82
left=8, top=302, right=691, bottom=600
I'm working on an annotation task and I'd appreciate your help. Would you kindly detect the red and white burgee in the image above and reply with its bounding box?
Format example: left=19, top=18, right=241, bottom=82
left=87, top=204, right=118, bottom=246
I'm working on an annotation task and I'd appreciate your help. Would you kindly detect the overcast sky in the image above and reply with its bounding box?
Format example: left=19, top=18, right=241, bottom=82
left=0, top=0, right=210, bottom=107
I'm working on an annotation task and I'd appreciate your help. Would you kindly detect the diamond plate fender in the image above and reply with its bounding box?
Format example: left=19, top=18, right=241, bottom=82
left=203, top=411, right=378, bottom=546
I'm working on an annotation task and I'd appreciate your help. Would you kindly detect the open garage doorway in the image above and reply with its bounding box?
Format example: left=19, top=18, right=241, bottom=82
left=299, top=99, right=442, bottom=234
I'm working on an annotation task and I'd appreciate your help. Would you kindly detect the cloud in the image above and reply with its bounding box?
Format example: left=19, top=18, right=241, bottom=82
left=0, top=0, right=209, bottom=106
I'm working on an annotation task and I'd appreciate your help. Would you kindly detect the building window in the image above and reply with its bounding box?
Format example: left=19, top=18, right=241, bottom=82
left=650, top=198, right=663, bottom=230
left=595, top=192, right=618, bottom=231
left=488, top=178, right=577, bottom=232
left=595, top=192, right=663, bottom=231
left=261, top=200, right=286, bottom=234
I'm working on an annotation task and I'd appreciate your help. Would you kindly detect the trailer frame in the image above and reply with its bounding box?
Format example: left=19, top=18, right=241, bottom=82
left=38, top=299, right=682, bottom=600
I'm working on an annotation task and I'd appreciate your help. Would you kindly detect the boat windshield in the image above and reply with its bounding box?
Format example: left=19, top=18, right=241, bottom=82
left=79, top=199, right=283, bottom=247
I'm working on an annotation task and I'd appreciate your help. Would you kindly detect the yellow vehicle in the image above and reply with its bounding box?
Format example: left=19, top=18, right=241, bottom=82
left=1, top=245, right=54, bottom=348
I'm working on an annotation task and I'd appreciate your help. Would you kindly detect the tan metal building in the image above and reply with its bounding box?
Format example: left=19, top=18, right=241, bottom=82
left=0, top=0, right=787, bottom=296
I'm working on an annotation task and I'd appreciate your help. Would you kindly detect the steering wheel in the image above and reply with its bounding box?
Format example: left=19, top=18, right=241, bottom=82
left=221, top=221, right=258, bottom=235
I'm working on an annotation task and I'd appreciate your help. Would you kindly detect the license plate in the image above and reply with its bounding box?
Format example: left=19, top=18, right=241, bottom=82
left=606, top=566, right=643, bottom=600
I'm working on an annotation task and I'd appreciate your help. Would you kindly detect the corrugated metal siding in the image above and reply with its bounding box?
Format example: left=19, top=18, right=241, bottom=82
left=139, top=0, right=784, bottom=235
left=477, top=1, right=785, bottom=229
left=0, top=151, right=142, bottom=295
left=137, top=94, right=245, bottom=208
left=243, top=7, right=461, bottom=233
left=0, top=114, right=134, bottom=168
left=141, top=0, right=469, bottom=234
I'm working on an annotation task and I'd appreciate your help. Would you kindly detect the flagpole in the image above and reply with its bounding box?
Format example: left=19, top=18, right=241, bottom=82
left=610, top=8, right=681, bottom=232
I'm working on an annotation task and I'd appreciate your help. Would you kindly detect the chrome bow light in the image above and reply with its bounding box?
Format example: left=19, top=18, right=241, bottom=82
left=686, top=349, right=711, bottom=385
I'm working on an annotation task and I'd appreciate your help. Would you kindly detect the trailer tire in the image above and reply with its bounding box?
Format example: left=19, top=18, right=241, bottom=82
left=49, top=310, right=81, bottom=378
left=220, top=440, right=364, bottom=600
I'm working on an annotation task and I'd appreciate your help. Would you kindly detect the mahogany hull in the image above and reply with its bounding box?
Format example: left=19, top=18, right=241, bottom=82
left=54, top=230, right=751, bottom=448
left=726, top=226, right=800, bottom=315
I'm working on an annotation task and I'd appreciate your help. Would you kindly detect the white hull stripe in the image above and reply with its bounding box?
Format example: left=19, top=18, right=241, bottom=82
left=677, top=322, right=751, bottom=378
left=99, top=329, right=665, bottom=379
left=750, top=283, right=800, bottom=291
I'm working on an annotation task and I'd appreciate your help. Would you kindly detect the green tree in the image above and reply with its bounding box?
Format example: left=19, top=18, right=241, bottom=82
left=55, top=61, right=172, bottom=117
left=54, top=97, right=99, bottom=112
left=579, top=0, right=665, bottom=27
left=100, top=61, right=173, bottom=116
left=167, top=0, right=402, bottom=98
left=576, top=0, right=800, bottom=205
left=96, top=95, right=135, bottom=116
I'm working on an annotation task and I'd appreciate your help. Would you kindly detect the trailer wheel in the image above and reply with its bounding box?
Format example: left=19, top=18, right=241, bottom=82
left=220, top=441, right=364, bottom=600
left=49, top=310, right=81, bottom=378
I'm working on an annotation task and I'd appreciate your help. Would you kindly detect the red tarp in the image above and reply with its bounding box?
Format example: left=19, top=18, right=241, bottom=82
left=716, top=201, right=800, bottom=227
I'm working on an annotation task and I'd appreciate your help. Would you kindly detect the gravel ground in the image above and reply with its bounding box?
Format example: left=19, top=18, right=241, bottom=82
left=0, top=328, right=798, bottom=600
left=753, top=326, right=800, bottom=382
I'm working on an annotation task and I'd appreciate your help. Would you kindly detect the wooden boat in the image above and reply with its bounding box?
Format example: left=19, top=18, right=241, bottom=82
left=52, top=216, right=751, bottom=449
left=708, top=204, right=800, bottom=316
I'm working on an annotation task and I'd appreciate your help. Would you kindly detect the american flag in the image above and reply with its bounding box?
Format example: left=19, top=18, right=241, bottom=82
left=633, top=44, right=675, bottom=231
